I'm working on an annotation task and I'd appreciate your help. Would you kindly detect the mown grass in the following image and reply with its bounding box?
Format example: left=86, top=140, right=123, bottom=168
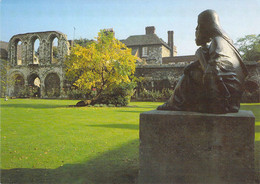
left=0, top=99, right=259, bottom=183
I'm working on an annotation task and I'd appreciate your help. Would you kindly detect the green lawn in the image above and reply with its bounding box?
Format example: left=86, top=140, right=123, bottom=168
left=1, top=99, right=259, bottom=183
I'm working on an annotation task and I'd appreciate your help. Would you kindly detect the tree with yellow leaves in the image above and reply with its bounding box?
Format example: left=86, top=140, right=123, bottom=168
left=65, top=30, right=138, bottom=106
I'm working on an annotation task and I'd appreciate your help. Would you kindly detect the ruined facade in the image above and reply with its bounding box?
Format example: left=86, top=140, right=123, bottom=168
left=7, top=31, right=70, bottom=98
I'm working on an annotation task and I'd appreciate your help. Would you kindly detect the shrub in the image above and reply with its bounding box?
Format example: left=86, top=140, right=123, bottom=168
left=17, top=86, right=39, bottom=98
left=138, top=88, right=174, bottom=101
left=67, top=89, right=86, bottom=99
left=17, top=87, right=29, bottom=98
left=65, top=81, right=136, bottom=106
left=162, top=88, right=174, bottom=99
left=46, top=88, right=60, bottom=98
left=96, top=82, right=136, bottom=106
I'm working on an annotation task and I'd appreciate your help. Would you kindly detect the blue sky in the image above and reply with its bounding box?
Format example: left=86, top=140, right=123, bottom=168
left=1, top=0, right=259, bottom=55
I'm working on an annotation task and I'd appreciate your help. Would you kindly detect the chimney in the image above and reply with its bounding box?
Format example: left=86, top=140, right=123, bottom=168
left=168, top=31, right=174, bottom=57
left=146, top=26, right=155, bottom=35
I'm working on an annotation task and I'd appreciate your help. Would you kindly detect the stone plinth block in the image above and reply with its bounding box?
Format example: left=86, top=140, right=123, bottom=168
left=139, top=110, right=255, bottom=184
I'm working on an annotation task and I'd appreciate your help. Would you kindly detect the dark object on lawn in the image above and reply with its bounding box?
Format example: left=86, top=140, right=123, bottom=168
left=76, top=100, right=91, bottom=107
left=157, top=9, right=248, bottom=114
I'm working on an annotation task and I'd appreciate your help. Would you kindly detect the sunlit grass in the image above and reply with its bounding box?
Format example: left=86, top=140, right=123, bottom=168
left=240, top=103, right=260, bottom=141
left=0, top=99, right=259, bottom=183
left=1, top=99, right=160, bottom=169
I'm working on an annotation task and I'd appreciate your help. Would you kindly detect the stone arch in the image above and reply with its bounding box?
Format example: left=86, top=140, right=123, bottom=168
left=28, top=73, right=41, bottom=97
left=12, top=38, right=23, bottom=66
left=13, top=74, right=25, bottom=96
left=30, top=35, right=41, bottom=64
left=7, top=31, right=70, bottom=98
left=44, top=73, right=60, bottom=97
left=48, top=34, right=60, bottom=64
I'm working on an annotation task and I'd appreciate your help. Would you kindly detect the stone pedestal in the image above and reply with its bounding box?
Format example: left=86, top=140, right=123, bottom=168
left=139, top=110, right=255, bottom=184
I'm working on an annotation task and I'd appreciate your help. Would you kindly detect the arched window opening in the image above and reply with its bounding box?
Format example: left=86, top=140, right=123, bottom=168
left=14, top=74, right=25, bottom=96
left=33, top=38, right=40, bottom=64
left=28, top=74, right=41, bottom=97
left=45, top=73, right=60, bottom=97
left=17, top=41, right=22, bottom=65
left=34, top=77, right=41, bottom=87
left=52, top=37, right=59, bottom=63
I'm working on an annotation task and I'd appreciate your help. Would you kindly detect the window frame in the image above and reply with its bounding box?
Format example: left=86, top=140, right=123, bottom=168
left=142, top=46, right=148, bottom=57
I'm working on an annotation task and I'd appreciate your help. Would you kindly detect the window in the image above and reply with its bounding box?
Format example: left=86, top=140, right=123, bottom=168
left=33, top=38, right=40, bottom=64
left=51, top=37, right=59, bottom=63
left=142, top=47, right=148, bottom=57
left=16, top=40, right=22, bottom=65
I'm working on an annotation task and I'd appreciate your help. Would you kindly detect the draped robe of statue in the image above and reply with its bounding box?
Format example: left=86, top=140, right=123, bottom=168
left=158, top=35, right=248, bottom=114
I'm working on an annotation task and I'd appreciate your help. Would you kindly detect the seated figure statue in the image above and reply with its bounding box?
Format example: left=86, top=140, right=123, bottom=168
left=157, top=9, right=248, bottom=114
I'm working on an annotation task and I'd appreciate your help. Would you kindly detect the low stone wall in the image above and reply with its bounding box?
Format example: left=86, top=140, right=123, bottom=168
left=135, top=61, right=260, bottom=102
left=135, top=63, right=189, bottom=91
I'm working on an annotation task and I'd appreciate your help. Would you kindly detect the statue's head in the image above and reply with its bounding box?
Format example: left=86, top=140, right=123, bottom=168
left=195, top=9, right=222, bottom=46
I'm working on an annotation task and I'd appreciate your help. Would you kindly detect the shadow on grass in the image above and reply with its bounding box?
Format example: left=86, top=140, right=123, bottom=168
left=0, top=103, right=70, bottom=109
left=1, top=140, right=259, bottom=184
left=254, top=141, right=260, bottom=183
left=87, top=123, right=139, bottom=130
left=1, top=139, right=139, bottom=184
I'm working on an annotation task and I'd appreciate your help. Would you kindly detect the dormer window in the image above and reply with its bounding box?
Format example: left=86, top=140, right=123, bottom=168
left=142, top=47, right=148, bottom=57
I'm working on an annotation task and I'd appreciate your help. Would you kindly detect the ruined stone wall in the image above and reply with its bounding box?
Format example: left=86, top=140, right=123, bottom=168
left=7, top=31, right=70, bottom=98
left=9, top=31, right=69, bottom=66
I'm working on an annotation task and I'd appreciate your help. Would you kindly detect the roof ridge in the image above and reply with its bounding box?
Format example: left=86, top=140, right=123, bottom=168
left=122, top=34, right=170, bottom=49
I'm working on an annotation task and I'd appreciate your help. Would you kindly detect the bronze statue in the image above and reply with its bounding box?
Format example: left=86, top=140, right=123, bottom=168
left=157, top=9, right=248, bottom=113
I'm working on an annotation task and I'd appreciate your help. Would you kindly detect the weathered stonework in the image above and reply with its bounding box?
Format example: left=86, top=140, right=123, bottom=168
left=146, top=45, right=164, bottom=64
left=7, top=31, right=70, bottom=98
left=139, top=110, right=255, bottom=183
left=135, top=61, right=260, bottom=102
left=135, top=63, right=191, bottom=91
left=121, top=26, right=176, bottom=64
